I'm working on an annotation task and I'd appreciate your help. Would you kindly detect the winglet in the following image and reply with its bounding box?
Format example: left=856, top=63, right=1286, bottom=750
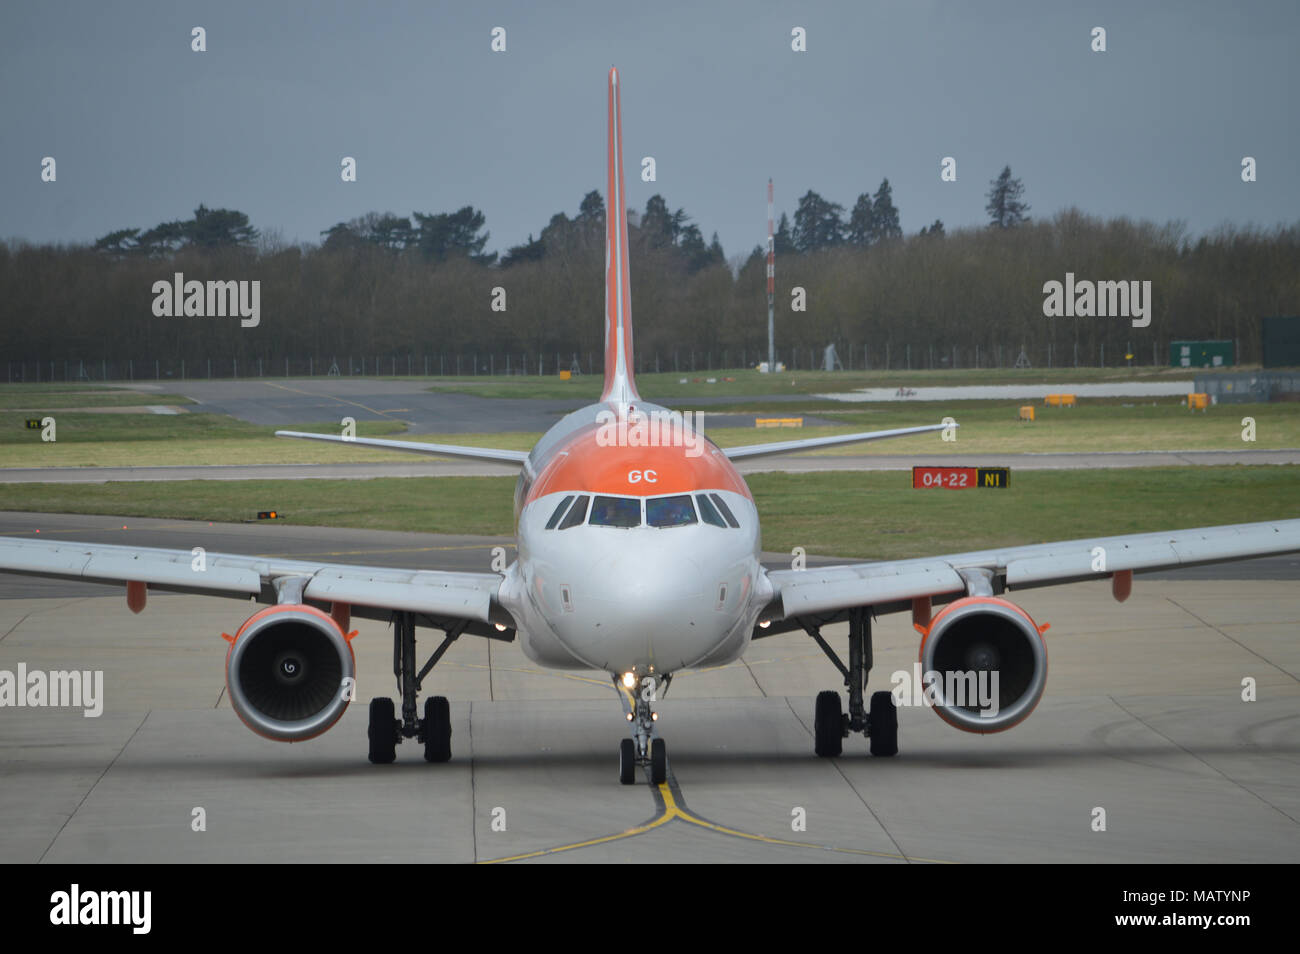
left=601, top=67, right=640, bottom=406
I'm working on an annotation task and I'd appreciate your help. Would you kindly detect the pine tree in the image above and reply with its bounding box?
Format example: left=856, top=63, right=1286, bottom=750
left=774, top=212, right=794, bottom=256
left=411, top=207, right=495, bottom=264
left=868, top=179, right=902, bottom=243
left=678, top=224, right=712, bottom=272
left=577, top=190, right=604, bottom=221
left=574, top=190, right=605, bottom=248
left=708, top=231, right=725, bottom=263
left=986, top=166, right=1030, bottom=228
left=846, top=193, right=874, bottom=246
left=791, top=190, right=845, bottom=252
left=188, top=204, right=258, bottom=248
left=640, top=195, right=676, bottom=248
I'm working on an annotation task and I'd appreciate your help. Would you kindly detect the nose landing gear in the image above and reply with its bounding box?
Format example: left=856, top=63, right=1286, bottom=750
left=615, top=672, right=671, bottom=785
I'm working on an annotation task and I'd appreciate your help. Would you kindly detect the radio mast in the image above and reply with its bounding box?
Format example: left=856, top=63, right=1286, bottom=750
left=766, top=179, right=775, bottom=372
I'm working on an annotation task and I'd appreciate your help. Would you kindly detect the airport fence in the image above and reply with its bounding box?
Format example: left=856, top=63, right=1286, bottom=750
left=1195, top=371, right=1300, bottom=403
left=4, top=340, right=1181, bottom=383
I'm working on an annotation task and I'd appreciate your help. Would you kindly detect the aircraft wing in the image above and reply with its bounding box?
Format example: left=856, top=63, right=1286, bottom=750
left=0, top=536, right=512, bottom=632
left=275, top=430, right=529, bottom=466
left=722, top=423, right=951, bottom=461
left=759, top=518, right=1300, bottom=629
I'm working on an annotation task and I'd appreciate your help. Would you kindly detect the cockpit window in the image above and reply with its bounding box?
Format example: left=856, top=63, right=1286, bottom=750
left=545, top=495, right=576, bottom=530
left=695, top=493, right=727, bottom=528
left=646, top=495, right=697, bottom=528
left=557, top=495, right=590, bottom=530
left=709, top=493, right=740, bottom=528
left=589, top=496, right=642, bottom=528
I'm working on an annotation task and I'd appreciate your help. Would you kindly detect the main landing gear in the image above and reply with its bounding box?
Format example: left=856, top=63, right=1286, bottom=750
left=804, top=607, right=898, bottom=758
left=368, top=611, right=465, bottom=764
left=616, top=672, right=671, bottom=785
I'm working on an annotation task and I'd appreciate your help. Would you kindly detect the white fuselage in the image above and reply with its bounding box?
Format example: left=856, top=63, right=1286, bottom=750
left=496, top=401, right=774, bottom=677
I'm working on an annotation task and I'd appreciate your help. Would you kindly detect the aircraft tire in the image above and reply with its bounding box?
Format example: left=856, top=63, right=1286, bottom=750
left=814, top=691, right=843, bottom=757
left=650, top=738, right=666, bottom=784
left=869, top=690, right=899, bottom=757
left=368, top=697, right=398, bottom=764
left=423, top=695, right=452, bottom=763
left=619, top=738, right=636, bottom=784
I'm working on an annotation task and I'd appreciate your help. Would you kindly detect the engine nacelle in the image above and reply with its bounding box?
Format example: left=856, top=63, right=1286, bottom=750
left=224, top=604, right=356, bottom=742
left=917, top=596, right=1048, bottom=734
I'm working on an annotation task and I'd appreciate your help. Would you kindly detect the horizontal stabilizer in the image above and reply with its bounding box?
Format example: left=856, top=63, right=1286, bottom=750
left=723, top=423, right=954, bottom=461
left=275, top=430, right=528, bottom=465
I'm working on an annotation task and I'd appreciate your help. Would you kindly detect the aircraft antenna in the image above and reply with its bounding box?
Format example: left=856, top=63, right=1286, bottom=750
left=766, top=179, right=776, bottom=373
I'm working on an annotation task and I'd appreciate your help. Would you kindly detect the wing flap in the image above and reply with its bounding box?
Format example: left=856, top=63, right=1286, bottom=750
left=771, top=559, right=965, bottom=616
left=305, top=568, right=499, bottom=621
left=3, top=539, right=95, bottom=576
left=0, top=539, right=260, bottom=593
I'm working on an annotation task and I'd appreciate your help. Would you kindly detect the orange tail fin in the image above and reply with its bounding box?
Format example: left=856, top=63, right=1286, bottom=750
left=601, top=67, right=640, bottom=405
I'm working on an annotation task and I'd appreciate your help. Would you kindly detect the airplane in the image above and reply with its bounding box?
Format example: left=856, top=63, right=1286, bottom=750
left=2, top=68, right=1298, bottom=785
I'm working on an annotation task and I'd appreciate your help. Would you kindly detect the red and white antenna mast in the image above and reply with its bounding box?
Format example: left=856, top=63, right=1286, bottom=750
left=766, top=179, right=776, bottom=372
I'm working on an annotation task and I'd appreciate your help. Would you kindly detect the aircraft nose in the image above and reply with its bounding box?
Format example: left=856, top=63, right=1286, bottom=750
left=551, top=538, right=732, bottom=672
left=591, top=551, right=704, bottom=620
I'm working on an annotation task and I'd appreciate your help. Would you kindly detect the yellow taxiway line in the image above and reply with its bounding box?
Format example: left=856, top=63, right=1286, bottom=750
left=481, top=780, right=953, bottom=864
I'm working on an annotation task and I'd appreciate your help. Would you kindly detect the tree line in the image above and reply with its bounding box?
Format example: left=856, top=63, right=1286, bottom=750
left=2, top=168, right=1296, bottom=370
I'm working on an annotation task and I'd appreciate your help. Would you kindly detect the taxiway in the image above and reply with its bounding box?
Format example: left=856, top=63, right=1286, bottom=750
left=1, top=514, right=1295, bottom=863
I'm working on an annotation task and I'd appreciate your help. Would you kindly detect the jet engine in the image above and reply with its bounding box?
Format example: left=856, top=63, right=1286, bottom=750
left=917, top=596, right=1048, bottom=734
left=224, top=604, right=356, bottom=742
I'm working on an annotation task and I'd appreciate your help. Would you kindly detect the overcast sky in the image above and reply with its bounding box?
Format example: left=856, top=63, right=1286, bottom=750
left=3, top=0, right=1297, bottom=261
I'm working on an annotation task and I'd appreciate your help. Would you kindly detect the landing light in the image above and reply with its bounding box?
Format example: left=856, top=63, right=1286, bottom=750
left=494, top=623, right=507, bottom=632
left=758, top=620, right=771, bottom=629
left=626, top=713, right=633, bottom=721
left=621, top=671, right=636, bottom=689
left=652, top=712, right=659, bottom=721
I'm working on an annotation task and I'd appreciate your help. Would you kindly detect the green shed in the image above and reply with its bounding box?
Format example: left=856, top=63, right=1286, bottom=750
left=1170, top=340, right=1234, bottom=369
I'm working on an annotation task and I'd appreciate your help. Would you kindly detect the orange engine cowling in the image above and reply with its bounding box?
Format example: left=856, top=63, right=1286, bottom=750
left=917, top=596, right=1048, bottom=734
left=224, top=604, right=356, bottom=742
